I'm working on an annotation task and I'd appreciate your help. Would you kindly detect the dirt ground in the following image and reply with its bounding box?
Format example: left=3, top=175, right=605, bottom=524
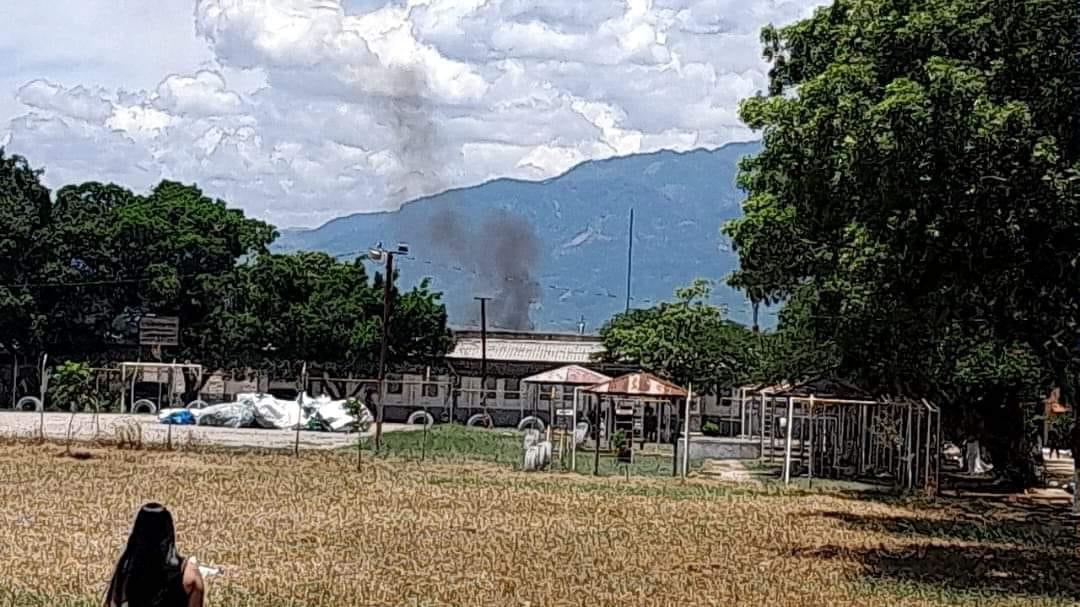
left=0, top=440, right=1077, bottom=607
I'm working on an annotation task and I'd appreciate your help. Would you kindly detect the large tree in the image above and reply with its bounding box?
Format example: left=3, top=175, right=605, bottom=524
left=194, top=251, right=454, bottom=394
left=0, top=151, right=454, bottom=405
left=597, top=280, right=758, bottom=392
left=725, top=0, right=1080, bottom=489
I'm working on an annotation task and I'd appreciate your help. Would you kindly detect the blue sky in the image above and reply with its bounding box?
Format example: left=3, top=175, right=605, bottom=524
left=0, top=0, right=823, bottom=228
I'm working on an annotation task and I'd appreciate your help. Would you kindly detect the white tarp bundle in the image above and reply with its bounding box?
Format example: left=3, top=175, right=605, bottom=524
left=161, top=391, right=372, bottom=433
left=238, top=393, right=304, bottom=430
left=309, top=396, right=372, bottom=433
left=197, top=401, right=256, bottom=428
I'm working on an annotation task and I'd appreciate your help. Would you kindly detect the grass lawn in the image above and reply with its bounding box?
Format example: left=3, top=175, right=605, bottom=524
left=357, top=423, right=699, bottom=478
left=1, top=434, right=1077, bottom=606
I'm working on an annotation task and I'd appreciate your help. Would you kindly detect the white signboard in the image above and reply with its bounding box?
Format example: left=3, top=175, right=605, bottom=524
left=139, top=316, right=180, bottom=346
left=203, top=375, right=225, bottom=395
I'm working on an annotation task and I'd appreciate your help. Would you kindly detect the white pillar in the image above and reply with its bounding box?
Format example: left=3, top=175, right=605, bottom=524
left=572, top=387, right=580, bottom=472
left=783, top=396, right=795, bottom=484
left=682, top=383, right=693, bottom=477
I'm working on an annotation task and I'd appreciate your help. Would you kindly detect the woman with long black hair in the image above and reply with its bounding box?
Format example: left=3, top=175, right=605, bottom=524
left=104, top=503, right=204, bottom=607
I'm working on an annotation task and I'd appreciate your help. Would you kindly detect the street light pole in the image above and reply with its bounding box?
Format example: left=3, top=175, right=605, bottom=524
left=374, top=250, right=394, bottom=454
left=370, top=242, right=409, bottom=454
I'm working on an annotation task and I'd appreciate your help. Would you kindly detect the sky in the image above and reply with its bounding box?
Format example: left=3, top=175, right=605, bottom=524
left=0, top=0, right=825, bottom=229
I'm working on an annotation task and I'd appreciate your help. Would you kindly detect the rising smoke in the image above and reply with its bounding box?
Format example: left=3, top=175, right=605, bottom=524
left=381, top=67, right=541, bottom=329
left=428, top=207, right=540, bottom=330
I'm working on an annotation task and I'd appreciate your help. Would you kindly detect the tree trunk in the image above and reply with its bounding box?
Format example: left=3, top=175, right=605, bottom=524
left=181, top=368, right=211, bottom=405
left=985, top=398, right=1038, bottom=490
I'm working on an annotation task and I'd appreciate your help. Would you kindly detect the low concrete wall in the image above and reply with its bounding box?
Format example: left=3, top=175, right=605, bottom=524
left=679, top=436, right=761, bottom=461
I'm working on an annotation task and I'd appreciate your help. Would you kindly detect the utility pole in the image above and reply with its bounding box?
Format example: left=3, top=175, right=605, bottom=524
left=374, top=251, right=393, bottom=453
left=370, top=242, right=409, bottom=454
left=475, top=297, right=490, bottom=411
left=625, top=208, right=634, bottom=313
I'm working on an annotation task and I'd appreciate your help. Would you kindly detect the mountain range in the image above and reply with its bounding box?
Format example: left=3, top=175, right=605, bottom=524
left=271, top=140, right=776, bottom=333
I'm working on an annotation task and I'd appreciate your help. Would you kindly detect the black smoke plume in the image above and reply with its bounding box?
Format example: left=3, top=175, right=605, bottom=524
left=428, top=207, right=540, bottom=330
left=379, top=67, right=542, bottom=329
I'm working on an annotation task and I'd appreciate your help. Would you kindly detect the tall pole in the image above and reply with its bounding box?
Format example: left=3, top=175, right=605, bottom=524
left=475, top=297, right=490, bottom=413
left=593, top=396, right=602, bottom=476
left=572, top=387, right=580, bottom=472
left=38, top=354, right=48, bottom=440
left=782, top=396, right=795, bottom=484
left=682, top=383, right=693, bottom=477
left=374, top=251, right=394, bottom=454
left=11, top=351, right=17, bottom=409
left=295, top=362, right=306, bottom=458
left=625, top=208, right=634, bottom=312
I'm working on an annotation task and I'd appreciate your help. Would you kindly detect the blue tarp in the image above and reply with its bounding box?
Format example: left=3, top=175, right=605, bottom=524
left=160, top=409, right=196, bottom=425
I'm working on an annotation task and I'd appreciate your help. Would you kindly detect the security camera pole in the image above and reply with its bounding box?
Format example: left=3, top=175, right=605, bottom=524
left=371, top=242, right=409, bottom=454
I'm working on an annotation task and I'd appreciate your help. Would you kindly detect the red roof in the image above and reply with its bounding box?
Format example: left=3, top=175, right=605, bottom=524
left=585, top=372, right=688, bottom=398
left=522, top=365, right=612, bottom=385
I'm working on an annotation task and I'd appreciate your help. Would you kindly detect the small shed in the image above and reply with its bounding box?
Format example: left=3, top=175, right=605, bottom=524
left=522, top=365, right=612, bottom=432
left=585, top=372, right=688, bottom=447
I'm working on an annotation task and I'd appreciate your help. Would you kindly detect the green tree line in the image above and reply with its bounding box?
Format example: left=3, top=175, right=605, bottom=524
left=0, top=151, right=453, bottom=401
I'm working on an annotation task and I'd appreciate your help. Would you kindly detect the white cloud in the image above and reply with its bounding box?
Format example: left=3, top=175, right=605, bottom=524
left=16, top=80, right=113, bottom=123
left=1, top=0, right=827, bottom=227
left=155, top=70, right=245, bottom=116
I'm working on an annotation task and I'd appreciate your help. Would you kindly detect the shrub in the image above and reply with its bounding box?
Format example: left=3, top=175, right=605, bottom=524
left=612, top=430, right=627, bottom=451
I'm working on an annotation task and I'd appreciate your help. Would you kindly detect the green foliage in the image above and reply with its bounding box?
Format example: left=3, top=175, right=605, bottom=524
left=0, top=150, right=454, bottom=387
left=611, top=430, right=627, bottom=451
left=701, top=421, right=722, bottom=437
left=197, top=252, right=453, bottom=378
left=1048, top=411, right=1074, bottom=449
left=598, top=279, right=758, bottom=391
left=49, top=361, right=93, bottom=412
left=726, top=0, right=1080, bottom=484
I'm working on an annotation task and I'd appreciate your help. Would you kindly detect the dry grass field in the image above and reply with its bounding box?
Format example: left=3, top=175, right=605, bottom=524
left=0, top=429, right=1077, bottom=606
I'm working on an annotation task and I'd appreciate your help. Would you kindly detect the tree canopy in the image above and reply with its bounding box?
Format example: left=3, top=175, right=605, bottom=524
left=725, top=0, right=1080, bottom=485
left=597, top=279, right=758, bottom=392
left=0, top=150, right=453, bottom=399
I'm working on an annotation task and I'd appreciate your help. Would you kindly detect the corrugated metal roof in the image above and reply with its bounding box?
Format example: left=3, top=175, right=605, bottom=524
left=522, top=365, right=612, bottom=385
left=586, top=372, right=687, bottom=397
left=447, top=338, right=604, bottom=363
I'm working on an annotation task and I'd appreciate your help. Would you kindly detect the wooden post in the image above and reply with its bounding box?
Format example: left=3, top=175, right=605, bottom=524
left=295, top=363, right=307, bottom=458
left=593, top=396, right=602, bottom=476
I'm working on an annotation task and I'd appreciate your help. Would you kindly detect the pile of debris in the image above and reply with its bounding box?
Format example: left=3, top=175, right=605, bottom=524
left=157, top=393, right=373, bottom=433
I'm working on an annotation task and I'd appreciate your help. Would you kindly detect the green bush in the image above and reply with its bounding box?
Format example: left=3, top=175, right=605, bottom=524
left=612, top=430, right=627, bottom=451
left=702, top=421, right=722, bottom=437
left=50, top=361, right=95, bottom=412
